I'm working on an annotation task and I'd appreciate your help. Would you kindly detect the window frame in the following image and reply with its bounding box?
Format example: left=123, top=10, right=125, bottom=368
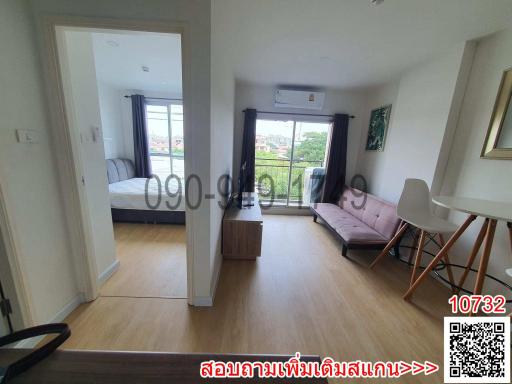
left=145, top=100, right=184, bottom=178
left=255, top=116, right=332, bottom=207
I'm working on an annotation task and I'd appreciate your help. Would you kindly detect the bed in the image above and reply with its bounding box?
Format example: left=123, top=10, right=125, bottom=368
left=107, top=158, right=185, bottom=224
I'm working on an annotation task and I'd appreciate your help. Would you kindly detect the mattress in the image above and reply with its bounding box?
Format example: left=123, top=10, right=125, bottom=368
left=109, top=178, right=185, bottom=212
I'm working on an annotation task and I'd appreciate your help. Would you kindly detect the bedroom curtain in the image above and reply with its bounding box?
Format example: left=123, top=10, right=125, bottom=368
left=131, top=94, right=152, bottom=178
left=322, top=113, right=349, bottom=203
left=240, top=109, right=257, bottom=192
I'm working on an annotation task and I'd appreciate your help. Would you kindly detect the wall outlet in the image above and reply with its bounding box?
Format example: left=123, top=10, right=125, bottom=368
left=16, top=129, right=39, bottom=144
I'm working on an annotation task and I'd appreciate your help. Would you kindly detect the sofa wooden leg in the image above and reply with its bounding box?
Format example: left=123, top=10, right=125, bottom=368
left=313, top=214, right=318, bottom=223
left=342, top=244, right=348, bottom=257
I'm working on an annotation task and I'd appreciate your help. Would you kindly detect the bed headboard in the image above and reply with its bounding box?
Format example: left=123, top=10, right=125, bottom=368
left=106, top=159, right=136, bottom=184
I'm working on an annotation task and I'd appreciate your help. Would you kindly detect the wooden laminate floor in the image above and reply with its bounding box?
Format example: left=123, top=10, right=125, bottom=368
left=100, top=223, right=187, bottom=298
left=63, top=216, right=453, bottom=383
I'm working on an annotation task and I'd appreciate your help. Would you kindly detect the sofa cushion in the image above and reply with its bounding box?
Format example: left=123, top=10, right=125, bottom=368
left=335, top=221, right=387, bottom=244
left=312, top=203, right=388, bottom=244
left=312, top=203, right=355, bottom=228
left=338, top=187, right=400, bottom=239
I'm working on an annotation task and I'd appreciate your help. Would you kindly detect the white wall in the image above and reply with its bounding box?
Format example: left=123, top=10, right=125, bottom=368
left=356, top=80, right=400, bottom=194
left=97, top=81, right=125, bottom=159
left=0, top=0, right=79, bottom=324
left=233, top=83, right=367, bottom=189
left=59, top=30, right=117, bottom=280
left=209, top=0, right=235, bottom=302
left=441, top=29, right=512, bottom=291
left=29, top=0, right=213, bottom=304
left=357, top=42, right=473, bottom=204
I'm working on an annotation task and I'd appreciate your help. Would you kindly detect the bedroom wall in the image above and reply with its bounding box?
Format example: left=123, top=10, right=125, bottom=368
left=29, top=0, right=213, bottom=305
left=232, top=83, right=367, bottom=191
left=97, top=81, right=125, bottom=159
left=356, top=42, right=474, bottom=204
left=439, top=28, right=512, bottom=293
left=0, top=0, right=79, bottom=325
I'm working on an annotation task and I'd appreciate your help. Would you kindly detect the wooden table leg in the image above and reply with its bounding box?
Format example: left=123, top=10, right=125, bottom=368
left=408, top=229, right=420, bottom=265
left=507, top=222, right=512, bottom=317
left=410, top=230, right=426, bottom=287
left=473, top=219, right=497, bottom=295
left=438, top=233, right=456, bottom=294
left=403, top=215, right=477, bottom=300
left=456, top=219, right=489, bottom=294
left=370, top=221, right=408, bottom=269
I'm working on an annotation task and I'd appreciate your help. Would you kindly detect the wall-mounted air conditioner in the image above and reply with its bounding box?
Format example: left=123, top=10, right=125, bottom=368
left=274, top=89, right=325, bottom=110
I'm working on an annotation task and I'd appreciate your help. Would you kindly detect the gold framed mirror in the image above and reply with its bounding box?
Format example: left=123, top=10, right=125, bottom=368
left=481, top=68, right=512, bottom=159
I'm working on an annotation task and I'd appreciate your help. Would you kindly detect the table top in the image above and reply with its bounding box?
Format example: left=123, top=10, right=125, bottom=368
left=433, top=196, right=512, bottom=222
left=0, top=349, right=326, bottom=384
left=224, top=196, right=263, bottom=223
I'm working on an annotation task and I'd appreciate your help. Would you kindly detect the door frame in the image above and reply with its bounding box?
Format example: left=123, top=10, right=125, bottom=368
left=40, top=15, right=194, bottom=303
left=0, top=181, right=34, bottom=328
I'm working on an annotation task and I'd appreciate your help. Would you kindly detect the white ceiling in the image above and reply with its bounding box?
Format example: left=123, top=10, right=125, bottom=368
left=92, top=31, right=182, bottom=94
left=214, top=0, right=512, bottom=89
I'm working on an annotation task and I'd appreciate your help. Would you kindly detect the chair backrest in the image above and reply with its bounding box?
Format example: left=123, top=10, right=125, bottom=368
left=397, top=178, right=432, bottom=222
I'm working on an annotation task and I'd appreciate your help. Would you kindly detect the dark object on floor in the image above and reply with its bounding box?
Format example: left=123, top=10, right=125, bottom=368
left=0, top=324, right=70, bottom=383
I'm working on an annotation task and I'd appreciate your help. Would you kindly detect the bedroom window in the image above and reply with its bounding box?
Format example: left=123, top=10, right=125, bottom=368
left=146, top=103, right=184, bottom=181
left=255, top=119, right=330, bottom=207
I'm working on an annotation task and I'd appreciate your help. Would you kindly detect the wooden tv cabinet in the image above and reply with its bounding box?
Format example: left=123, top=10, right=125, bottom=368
left=222, top=197, right=263, bottom=259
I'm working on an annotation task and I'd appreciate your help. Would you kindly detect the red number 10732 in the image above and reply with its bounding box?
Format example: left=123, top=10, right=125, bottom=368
left=448, top=295, right=506, bottom=314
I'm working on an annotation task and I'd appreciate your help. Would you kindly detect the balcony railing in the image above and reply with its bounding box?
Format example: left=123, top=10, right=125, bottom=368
left=255, top=157, right=324, bottom=206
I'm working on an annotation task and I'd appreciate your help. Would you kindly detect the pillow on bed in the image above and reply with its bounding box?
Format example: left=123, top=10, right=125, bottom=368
left=106, top=159, right=136, bottom=184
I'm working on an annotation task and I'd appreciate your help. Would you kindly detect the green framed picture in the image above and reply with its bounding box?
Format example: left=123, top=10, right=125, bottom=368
left=365, top=105, right=392, bottom=151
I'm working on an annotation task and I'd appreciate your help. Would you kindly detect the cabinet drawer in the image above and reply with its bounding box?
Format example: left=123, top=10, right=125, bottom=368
left=223, top=221, right=262, bottom=259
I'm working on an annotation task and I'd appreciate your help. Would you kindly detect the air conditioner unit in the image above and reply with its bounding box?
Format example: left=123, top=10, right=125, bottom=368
left=274, top=89, right=325, bottom=110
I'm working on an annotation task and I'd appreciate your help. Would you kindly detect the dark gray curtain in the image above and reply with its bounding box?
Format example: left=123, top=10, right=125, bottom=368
left=240, top=109, right=257, bottom=192
left=131, top=95, right=152, bottom=178
left=322, top=114, right=349, bottom=203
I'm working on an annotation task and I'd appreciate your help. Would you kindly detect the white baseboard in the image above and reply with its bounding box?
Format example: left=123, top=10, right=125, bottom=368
left=192, top=296, right=213, bottom=306
left=98, top=259, right=120, bottom=285
left=262, top=206, right=312, bottom=216
left=192, top=260, right=221, bottom=307
left=16, top=293, right=84, bottom=348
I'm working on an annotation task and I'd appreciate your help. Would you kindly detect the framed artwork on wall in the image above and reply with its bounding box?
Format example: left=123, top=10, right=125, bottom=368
left=481, top=67, right=512, bottom=159
left=365, top=105, right=392, bottom=151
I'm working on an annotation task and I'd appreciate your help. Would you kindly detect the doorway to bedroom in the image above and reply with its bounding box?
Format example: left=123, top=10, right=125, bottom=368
left=55, top=27, right=188, bottom=300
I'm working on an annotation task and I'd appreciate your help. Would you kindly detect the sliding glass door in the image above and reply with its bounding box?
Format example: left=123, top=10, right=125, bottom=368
left=255, top=118, right=330, bottom=207
left=145, top=102, right=184, bottom=181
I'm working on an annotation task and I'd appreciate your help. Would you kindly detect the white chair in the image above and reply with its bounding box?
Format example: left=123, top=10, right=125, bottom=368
left=371, top=179, right=457, bottom=290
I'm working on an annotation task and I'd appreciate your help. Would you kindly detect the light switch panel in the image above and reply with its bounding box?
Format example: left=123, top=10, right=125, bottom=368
left=16, top=129, right=40, bottom=144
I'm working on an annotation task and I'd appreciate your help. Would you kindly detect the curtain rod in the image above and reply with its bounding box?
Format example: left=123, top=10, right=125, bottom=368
left=243, top=109, right=355, bottom=119
left=124, top=95, right=182, bottom=101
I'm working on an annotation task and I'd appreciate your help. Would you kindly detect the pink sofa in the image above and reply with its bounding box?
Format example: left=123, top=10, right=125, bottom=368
left=311, top=187, right=401, bottom=257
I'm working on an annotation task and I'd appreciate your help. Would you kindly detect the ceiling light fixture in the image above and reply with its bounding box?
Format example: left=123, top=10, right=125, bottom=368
left=142, top=66, right=150, bottom=72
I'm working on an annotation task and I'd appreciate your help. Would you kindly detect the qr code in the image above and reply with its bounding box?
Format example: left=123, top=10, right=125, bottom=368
left=444, top=317, right=510, bottom=383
